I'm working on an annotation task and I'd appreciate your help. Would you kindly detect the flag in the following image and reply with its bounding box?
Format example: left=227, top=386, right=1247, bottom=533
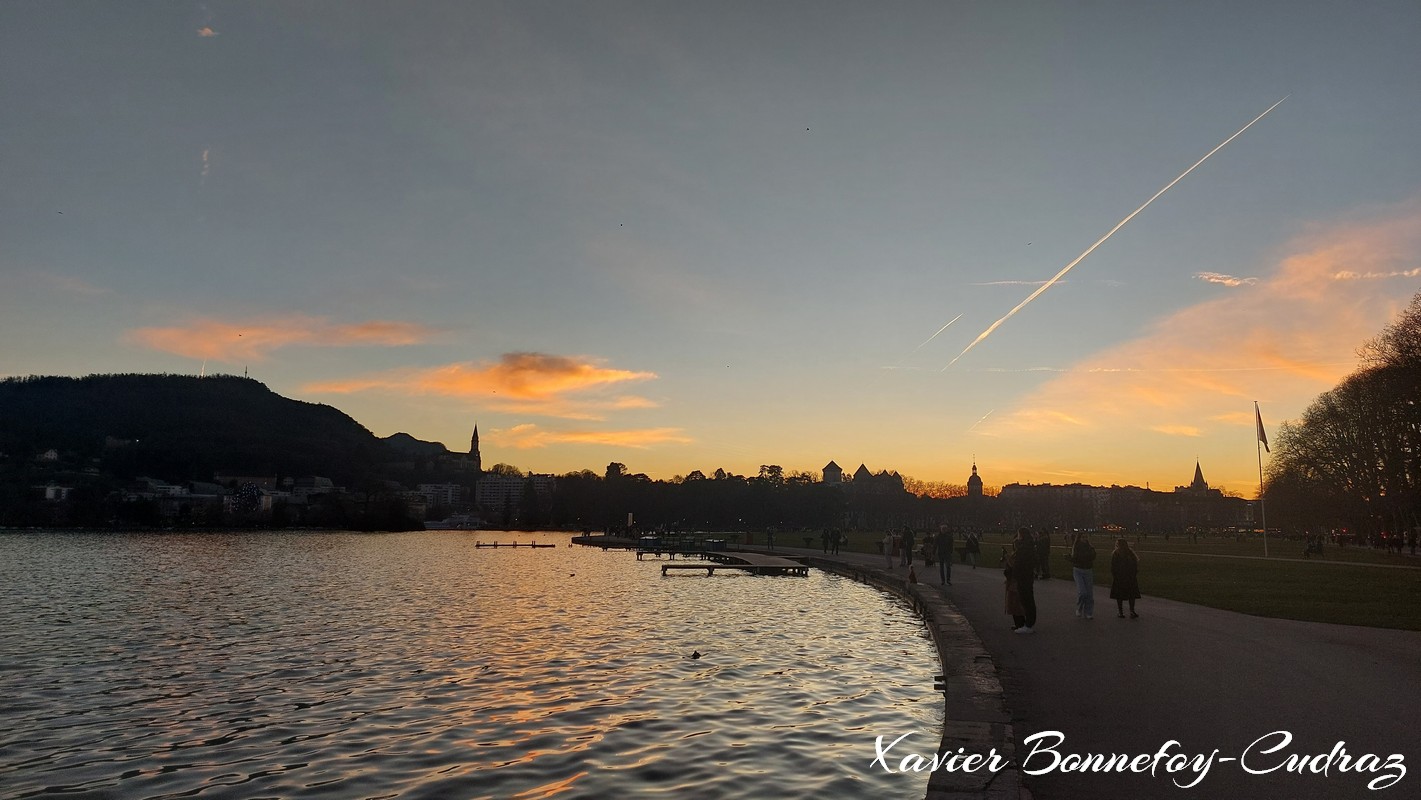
left=1255, top=402, right=1270, bottom=453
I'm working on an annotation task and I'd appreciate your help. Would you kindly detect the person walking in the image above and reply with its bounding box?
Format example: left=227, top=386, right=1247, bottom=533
left=901, top=527, right=916, bottom=567
left=881, top=531, right=894, bottom=569
left=1110, top=538, right=1141, bottom=619
left=1070, top=531, right=1097, bottom=619
left=936, top=526, right=955, bottom=585
left=965, top=530, right=980, bottom=569
left=831, top=528, right=842, bottom=555
left=1011, top=528, right=1037, bottom=633
left=1036, top=528, right=1052, bottom=580
left=1005, top=540, right=1025, bottom=629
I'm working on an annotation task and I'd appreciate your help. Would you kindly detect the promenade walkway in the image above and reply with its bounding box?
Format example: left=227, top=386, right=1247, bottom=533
left=745, top=542, right=1421, bottom=800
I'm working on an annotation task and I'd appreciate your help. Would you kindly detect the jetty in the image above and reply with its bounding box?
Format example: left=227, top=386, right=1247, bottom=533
left=661, top=551, right=809, bottom=577
left=572, top=532, right=740, bottom=559
left=474, top=542, right=556, bottom=548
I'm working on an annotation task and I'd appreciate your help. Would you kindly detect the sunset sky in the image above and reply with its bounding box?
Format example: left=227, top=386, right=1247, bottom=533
left=4, top=2, right=1420, bottom=494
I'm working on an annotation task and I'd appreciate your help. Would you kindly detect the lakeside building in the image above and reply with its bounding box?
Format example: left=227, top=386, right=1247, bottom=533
left=996, top=462, right=1250, bottom=533
left=468, top=425, right=482, bottom=474
left=939, top=461, right=997, bottom=529
left=475, top=473, right=555, bottom=522
left=291, top=476, right=341, bottom=501
left=416, top=483, right=465, bottom=508
left=818, top=461, right=912, bottom=529
left=214, top=474, right=279, bottom=490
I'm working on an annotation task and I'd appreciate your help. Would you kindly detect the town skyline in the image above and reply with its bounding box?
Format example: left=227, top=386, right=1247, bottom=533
left=410, top=416, right=1254, bottom=500
left=4, top=3, right=1419, bottom=495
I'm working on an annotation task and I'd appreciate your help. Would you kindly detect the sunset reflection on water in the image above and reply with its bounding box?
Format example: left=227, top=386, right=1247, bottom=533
left=0, top=531, right=940, bottom=798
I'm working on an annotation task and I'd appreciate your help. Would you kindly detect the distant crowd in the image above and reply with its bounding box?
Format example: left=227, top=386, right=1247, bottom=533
left=855, top=524, right=1146, bottom=635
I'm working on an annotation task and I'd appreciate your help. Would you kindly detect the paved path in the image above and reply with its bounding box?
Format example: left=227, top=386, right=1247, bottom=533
left=756, top=543, right=1421, bottom=799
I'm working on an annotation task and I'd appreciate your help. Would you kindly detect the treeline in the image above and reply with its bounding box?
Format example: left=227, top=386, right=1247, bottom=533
left=1, top=481, right=424, bottom=532
left=1264, top=292, right=1421, bottom=538
left=511, top=463, right=984, bottom=533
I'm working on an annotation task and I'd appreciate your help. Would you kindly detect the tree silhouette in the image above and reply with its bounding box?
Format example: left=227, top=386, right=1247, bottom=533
left=1265, top=291, right=1421, bottom=539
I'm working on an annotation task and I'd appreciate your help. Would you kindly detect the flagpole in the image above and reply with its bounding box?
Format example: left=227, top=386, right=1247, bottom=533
left=1257, top=434, right=1268, bottom=557
left=1256, top=401, right=1268, bottom=558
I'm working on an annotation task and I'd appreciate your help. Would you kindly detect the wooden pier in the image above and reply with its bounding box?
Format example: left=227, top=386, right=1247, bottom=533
left=661, top=551, right=809, bottom=577
left=475, top=542, right=557, bottom=548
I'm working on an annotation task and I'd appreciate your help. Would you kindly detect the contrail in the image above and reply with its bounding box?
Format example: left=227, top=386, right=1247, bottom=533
left=967, top=409, right=995, bottom=432
left=913, top=313, right=963, bottom=352
left=944, top=95, right=1290, bottom=370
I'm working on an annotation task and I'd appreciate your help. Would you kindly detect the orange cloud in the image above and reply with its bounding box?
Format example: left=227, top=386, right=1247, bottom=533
left=304, top=353, right=659, bottom=420
left=197, top=27, right=218, bottom=37
left=128, top=316, right=436, bottom=361
left=980, top=199, right=1421, bottom=484
left=1332, top=268, right=1421, bottom=280
left=337, top=320, right=431, bottom=345
left=1195, top=272, right=1257, bottom=287
left=492, top=423, right=692, bottom=449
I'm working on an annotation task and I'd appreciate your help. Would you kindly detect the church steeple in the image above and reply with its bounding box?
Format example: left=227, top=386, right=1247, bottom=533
left=967, top=458, right=983, bottom=498
left=470, top=424, right=482, bottom=474
left=1191, top=460, right=1207, bottom=491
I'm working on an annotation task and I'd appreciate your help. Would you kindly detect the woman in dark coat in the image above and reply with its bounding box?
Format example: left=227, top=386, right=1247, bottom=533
left=1009, top=528, right=1037, bottom=633
left=1110, top=538, right=1141, bottom=618
left=1004, top=541, right=1026, bottom=623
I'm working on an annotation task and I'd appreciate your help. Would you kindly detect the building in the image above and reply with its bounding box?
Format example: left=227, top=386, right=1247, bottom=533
left=967, top=460, right=984, bottom=498
left=995, top=463, right=1249, bottom=532
left=848, top=464, right=906, bottom=495
left=817, top=462, right=911, bottom=529
left=214, top=474, right=278, bottom=490
left=416, top=483, right=465, bottom=507
left=941, top=461, right=997, bottom=529
left=469, top=424, right=482, bottom=474
left=1175, top=461, right=1219, bottom=496
left=476, top=473, right=555, bottom=519
left=34, top=484, right=74, bottom=501
left=292, top=476, right=340, bottom=500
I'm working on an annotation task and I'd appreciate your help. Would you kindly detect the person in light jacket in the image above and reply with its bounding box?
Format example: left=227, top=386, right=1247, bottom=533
left=1070, top=531, right=1097, bottom=619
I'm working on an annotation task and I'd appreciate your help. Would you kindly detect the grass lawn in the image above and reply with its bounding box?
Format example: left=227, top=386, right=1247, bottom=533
left=1129, top=552, right=1421, bottom=630
left=837, top=530, right=1421, bottom=631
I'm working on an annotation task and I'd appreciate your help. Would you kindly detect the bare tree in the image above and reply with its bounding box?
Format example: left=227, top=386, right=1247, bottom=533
left=1267, top=291, right=1421, bottom=537
left=1360, top=292, right=1421, bottom=369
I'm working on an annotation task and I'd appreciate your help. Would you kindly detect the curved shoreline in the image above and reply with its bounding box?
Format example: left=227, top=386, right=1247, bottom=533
left=799, top=557, right=1022, bottom=800
left=572, top=535, right=1023, bottom=797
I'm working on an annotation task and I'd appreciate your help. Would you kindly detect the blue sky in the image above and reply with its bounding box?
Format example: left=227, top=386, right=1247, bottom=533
left=4, top=1, right=1420, bottom=493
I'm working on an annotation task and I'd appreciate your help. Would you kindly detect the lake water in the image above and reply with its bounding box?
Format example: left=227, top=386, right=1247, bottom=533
left=0, top=531, right=941, bottom=799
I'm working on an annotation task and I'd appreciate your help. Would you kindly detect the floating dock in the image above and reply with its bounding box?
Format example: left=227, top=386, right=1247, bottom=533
left=661, top=551, right=809, bottom=577
left=475, top=542, right=556, bottom=548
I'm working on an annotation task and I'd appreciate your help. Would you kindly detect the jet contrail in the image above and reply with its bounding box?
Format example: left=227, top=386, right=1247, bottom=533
left=967, top=409, right=995, bottom=432
left=913, top=313, right=963, bottom=352
left=944, top=95, right=1290, bottom=370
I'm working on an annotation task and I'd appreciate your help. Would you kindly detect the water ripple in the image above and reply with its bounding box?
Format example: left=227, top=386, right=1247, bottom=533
left=0, top=531, right=940, bottom=799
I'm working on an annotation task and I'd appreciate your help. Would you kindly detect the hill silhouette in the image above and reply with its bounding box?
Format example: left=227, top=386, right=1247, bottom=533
left=383, top=431, right=450, bottom=458
left=0, top=374, right=394, bottom=485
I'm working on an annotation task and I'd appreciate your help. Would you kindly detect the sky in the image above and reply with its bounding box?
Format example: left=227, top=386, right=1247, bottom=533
left=4, top=1, right=1420, bottom=495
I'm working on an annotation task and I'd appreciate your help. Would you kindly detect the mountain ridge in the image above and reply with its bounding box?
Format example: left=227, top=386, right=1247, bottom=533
left=0, top=373, right=410, bottom=485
